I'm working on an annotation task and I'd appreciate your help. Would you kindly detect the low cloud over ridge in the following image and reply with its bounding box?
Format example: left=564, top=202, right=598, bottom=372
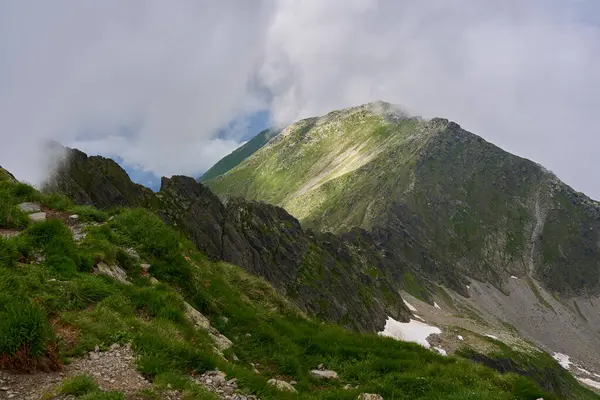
left=1, top=0, right=599, bottom=198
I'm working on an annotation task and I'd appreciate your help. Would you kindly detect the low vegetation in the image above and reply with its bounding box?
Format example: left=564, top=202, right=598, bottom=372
left=0, top=180, right=596, bottom=399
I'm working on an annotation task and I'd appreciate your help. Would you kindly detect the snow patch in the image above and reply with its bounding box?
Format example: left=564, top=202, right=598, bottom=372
left=434, top=302, right=441, bottom=309
left=466, top=285, right=470, bottom=290
left=578, top=378, right=600, bottom=390
left=434, top=347, right=447, bottom=356
left=594, top=373, right=600, bottom=379
left=379, top=317, right=441, bottom=348
left=577, top=367, right=591, bottom=375
left=457, top=335, right=464, bottom=341
left=403, top=299, right=417, bottom=312
left=553, top=353, right=573, bottom=370
left=485, top=334, right=499, bottom=340
left=413, top=314, right=425, bottom=321
left=510, top=275, right=518, bottom=279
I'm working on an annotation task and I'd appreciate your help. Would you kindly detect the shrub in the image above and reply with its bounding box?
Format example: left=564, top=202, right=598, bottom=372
left=0, top=299, right=50, bottom=369
left=58, top=374, right=99, bottom=396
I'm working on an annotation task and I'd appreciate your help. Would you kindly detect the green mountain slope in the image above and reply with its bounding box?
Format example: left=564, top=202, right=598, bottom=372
left=199, top=129, right=279, bottom=182
left=3, top=173, right=593, bottom=399
left=206, top=102, right=600, bottom=297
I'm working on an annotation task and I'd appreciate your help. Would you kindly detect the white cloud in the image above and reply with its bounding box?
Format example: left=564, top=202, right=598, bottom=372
left=1, top=0, right=600, bottom=199
left=259, top=0, right=600, bottom=199
left=0, top=0, right=272, bottom=183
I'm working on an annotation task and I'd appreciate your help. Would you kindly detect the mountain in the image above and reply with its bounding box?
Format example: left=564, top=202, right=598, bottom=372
left=39, top=131, right=600, bottom=395
left=205, top=101, right=600, bottom=383
left=206, top=102, right=600, bottom=296
left=3, top=167, right=594, bottom=399
left=199, top=128, right=280, bottom=182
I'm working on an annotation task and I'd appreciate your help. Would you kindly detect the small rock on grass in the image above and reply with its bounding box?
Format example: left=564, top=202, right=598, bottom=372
left=310, top=369, right=338, bottom=379
left=267, top=379, right=297, bottom=393
left=357, top=394, right=384, bottom=400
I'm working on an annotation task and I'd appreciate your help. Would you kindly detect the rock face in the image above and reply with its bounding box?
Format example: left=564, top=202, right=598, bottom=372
left=43, top=146, right=154, bottom=209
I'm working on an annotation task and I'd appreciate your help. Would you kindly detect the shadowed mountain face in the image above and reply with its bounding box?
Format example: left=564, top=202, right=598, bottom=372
left=206, top=102, right=600, bottom=297
left=198, top=128, right=280, bottom=182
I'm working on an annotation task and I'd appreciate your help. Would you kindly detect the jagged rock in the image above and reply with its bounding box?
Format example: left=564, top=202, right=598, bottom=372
left=44, top=146, right=413, bottom=333
left=310, top=370, right=338, bottom=380
left=357, top=394, right=384, bottom=400
left=43, top=145, right=154, bottom=209
left=17, top=202, right=41, bottom=213
left=267, top=379, right=297, bottom=393
left=94, top=262, right=130, bottom=285
left=28, top=212, right=46, bottom=222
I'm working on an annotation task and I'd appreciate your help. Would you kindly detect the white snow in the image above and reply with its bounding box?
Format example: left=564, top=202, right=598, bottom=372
left=577, top=367, right=591, bottom=375
left=433, top=302, right=441, bottom=309
left=578, top=378, right=600, bottom=390
left=403, top=299, right=417, bottom=312
left=553, top=353, right=573, bottom=370
left=466, top=285, right=470, bottom=290
left=457, top=335, right=464, bottom=341
left=413, top=314, right=425, bottom=321
left=434, top=347, right=447, bottom=356
left=510, top=275, right=518, bottom=279
left=379, top=316, right=441, bottom=348
left=595, top=373, right=600, bottom=379
left=485, top=334, right=499, bottom=340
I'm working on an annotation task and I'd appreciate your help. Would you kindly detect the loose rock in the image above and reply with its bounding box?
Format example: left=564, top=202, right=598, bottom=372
left=267, top=379, right=297, bottom=393
left=357, top=394, right=384, bottom=400
left=310, top=370, right=338, bottom=380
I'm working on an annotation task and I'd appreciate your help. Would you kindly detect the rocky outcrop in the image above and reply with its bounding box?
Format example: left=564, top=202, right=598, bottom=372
left=43, top=146, right=153, bottom=209
left=45, top=148, right=412, bottom=332
left=156, top=175, right=412, bottom=332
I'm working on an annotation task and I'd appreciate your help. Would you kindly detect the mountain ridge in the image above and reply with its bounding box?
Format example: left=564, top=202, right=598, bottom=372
left=205, top=102, right=600, bottom=297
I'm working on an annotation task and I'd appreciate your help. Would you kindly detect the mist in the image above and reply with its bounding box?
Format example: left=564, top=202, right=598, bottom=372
left=1, top=0, right=599, bottom=198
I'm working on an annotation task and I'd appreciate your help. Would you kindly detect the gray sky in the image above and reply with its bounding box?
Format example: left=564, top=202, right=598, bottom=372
left=1, top=0, right=599, bottom=199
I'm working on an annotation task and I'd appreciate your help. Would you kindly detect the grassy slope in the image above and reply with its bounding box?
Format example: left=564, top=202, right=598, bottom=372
left=199, top=129, right=279, bottom=182
left=1, top=180, right=594, bottom=399
left=206, top=104, right=600, bottom=295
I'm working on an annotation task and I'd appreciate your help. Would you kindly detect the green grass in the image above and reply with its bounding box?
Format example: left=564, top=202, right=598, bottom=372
left=0, top=181, right=593, bottom=399
left=58, top=374, right=125, bottom=400
left=0, top=298, right=51, bottom=366
left=58, top=374, right=100, bottom=396
left=71, top=205, right=109, bottom=223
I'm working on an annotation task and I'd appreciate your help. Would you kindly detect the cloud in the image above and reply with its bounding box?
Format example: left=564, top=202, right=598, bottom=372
left=0, top=0, right=273, bottom=183
left=259, top=0, right=600, bottom=199
left=1, top=0, right=599, bottom=199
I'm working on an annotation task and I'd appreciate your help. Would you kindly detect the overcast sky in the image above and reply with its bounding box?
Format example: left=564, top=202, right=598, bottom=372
left=1, top=0, right=599, bottom=198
